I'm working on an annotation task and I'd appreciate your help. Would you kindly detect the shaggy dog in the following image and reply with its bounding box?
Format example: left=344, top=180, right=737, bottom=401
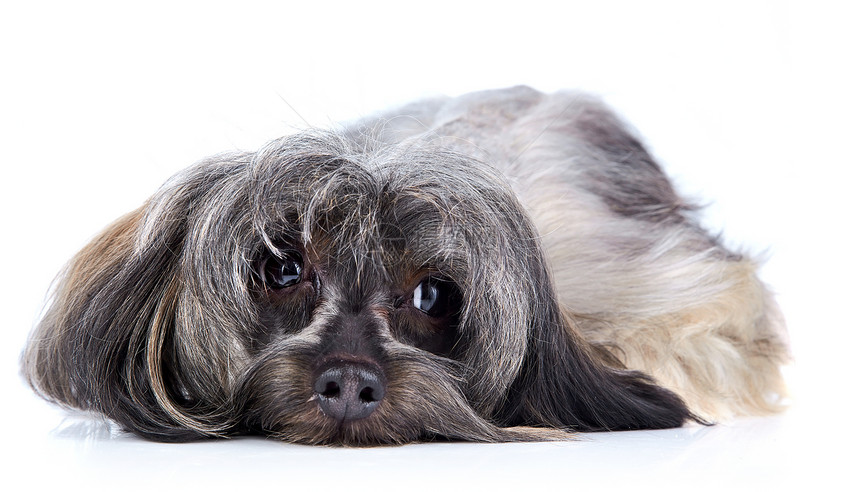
left=22, top=86, right=789, bottom=444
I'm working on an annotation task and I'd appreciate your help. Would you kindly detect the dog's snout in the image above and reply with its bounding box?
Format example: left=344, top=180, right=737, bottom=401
left=313, top=363, right=385, bottom=422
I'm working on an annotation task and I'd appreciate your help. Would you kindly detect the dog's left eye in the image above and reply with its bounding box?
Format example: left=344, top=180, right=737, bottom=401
left=259, top=252, right=304, bottom=289
left=411, top=278, right=452, bottom=317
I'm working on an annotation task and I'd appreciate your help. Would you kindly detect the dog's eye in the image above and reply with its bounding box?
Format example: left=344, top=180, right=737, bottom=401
left=412, top=278, right=451, bottom=317
left=260, top=252, right=304, bottom=289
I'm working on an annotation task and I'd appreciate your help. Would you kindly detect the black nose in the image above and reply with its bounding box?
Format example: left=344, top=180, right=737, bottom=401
left=313, top=363, right=385, bottom=422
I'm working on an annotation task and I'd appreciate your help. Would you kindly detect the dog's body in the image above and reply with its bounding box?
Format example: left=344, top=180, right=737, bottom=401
left=23, top=86, right=789, bottom=444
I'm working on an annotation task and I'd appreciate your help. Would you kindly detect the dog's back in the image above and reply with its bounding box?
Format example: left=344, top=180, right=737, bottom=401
left=350, top=86, right=790, bottom=419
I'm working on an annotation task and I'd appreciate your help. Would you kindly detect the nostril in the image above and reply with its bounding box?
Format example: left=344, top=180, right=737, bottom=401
left=358, top=385, right=378, bottom=403
left=321, top=381, right=340, bottom=398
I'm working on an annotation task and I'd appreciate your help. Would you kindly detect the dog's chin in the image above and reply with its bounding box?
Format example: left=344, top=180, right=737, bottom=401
left=252, top=404, right=415, bottom=446
left=247, top=397, right=572, bottom=446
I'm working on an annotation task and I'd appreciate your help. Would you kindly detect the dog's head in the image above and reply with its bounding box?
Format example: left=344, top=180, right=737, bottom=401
left=23, top=131, right=694, bottom=444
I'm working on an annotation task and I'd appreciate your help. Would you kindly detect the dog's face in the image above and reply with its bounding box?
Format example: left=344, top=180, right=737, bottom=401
left=229, top=134, right=546, bottom=444
left=24, top=131, right=694, bottom=444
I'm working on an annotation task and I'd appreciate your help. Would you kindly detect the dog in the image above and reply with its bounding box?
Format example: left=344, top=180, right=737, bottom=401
left=22, top=86, right=790, bottom=444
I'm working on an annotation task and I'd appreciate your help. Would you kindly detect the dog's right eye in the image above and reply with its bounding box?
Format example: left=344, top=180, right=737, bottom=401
left=259, top=252, right=304, bottom=289
left=410, top=277, right=457, bottom=318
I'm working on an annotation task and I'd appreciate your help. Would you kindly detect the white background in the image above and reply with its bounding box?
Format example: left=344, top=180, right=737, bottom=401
left=1, top=1, right=858, bottom=490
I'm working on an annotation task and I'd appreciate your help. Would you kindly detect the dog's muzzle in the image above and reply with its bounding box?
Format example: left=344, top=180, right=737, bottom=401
left=313, top=362, right=386, bottom=422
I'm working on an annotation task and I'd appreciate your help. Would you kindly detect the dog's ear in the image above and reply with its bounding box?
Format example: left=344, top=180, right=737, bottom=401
left=495, top=287, right=695, bottom=431
left=22, top=157, right=247, bottom=441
